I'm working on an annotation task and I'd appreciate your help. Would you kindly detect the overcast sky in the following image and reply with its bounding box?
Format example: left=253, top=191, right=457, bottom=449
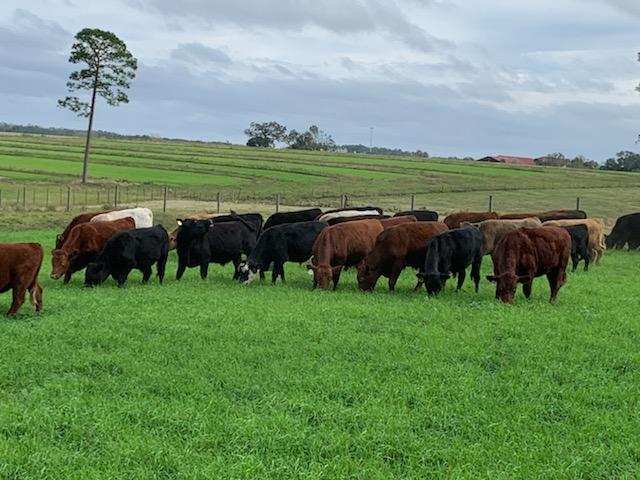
left=1, top=0, right=638, bottom=159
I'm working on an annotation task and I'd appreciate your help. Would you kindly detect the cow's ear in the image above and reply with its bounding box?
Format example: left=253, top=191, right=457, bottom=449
left=486, top=275, right=498, bottom=283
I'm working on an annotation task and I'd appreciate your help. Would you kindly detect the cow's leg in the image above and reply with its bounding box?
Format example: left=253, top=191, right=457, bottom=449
left=259, top=270, right=266, bottom=282
left=456, top=269, right=466, bottom=291
left=29, top=282, right=43, bottom=313
left=332, top=267, right=343, bottom=290
left=115, top=270, right=129, bottom=287
left=583, top=251, right=590, bottom=272
left=471, top=256, right=482, bottom=293
left=413, top=278, right=424, bottom=292
left=200, top=262, right=209, bottom=280
left=522, top=281, right=533, bottom=299
left=547, top=269, right=565, bottom=303
left=176, top=261, right=187, bottom=281
left=156, top=253, right=168, bottom=284
left=279, top=265, right=286, bottom=284
left=571, top=252, right=579, bottom=272
left=232, top=259, right=240, bottom=280
left=7, top=285, right=26, bottom=316
left=141, top=264, right=153, bottom=284
left=63, top=270, right=72, bottom=284
left=388, top=261, right=403, bottom=292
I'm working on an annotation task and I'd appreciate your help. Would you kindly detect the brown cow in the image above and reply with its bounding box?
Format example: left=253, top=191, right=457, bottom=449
left=379, top=215, right=417, bottom=230
left=499, top=209, right=587, bottom=222
left=0, top=243, right=43, bottom=316
left=51, top=217, right=135, bottom=283
left=444, top=211, right=498, bottom=229
left=308, top=219, right=384, bottom=290
left=487, top=227, right=571, bottom=304
left=462, top=218, right=542, bottom=254
left=543, top=218, right=605, bottom=264
left=55, top=210, right=112, bottom=249
left=357, top=221, right=448, bottom=292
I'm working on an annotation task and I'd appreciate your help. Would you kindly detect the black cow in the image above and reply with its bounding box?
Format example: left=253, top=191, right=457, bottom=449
left=264, top=208, right=323, bottom=230
left=85, top=225, right=169, bottom=287
left=418, top=227, right=483, bottom=295
left=322, top=206, right=383, bottom=215
left=211, top=212, right=263, bottom=234
left=176, top=218, right=257, bottom=280
left=394, top=210, right=438, bottom=222
left=237, top=221, right=328, bottom=284
left=562, top=225, right=590, bottom=271
left=606, top=213, right=640, bottom=250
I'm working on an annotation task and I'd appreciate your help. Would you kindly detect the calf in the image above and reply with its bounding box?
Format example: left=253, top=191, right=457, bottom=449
left=238, top=221, right=328, bottom=284
left=394, top=210, right=438, bottom=221
left=175, top=219, right=258, bottom=280
left=85, top=226, right=169, bottom=287
left=443, top=211, right=499, bottom=229
left=462, top=217, right=542, bottom=255
left=561, top=224, right=590, bottom=272
left=358, top=221, right=448, bottom=292
left=56, top=210, right=111, bottom=249
left=308, top=219, right=384, bottom=290
left=264, top=208, right=322, bottom=230
left=606, top=213, right=640, bottom=250
left=487, top=226, right=571, bottom=304
left=543, top=218, right=605, bottom=264
left=51, top=217, right=135, bottom=283
left=90, top=207, right=153, bottom=228
left=419, top=227, right=483, bottom=295
left=0, top=243, right=43, bottom=316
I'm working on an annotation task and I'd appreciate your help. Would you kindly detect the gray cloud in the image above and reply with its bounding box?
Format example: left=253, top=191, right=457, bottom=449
left=170, top=43, right=232, bottom=66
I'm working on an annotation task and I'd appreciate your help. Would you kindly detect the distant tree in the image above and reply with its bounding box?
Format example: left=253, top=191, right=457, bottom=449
left=58, top=29, right=137, bottom=183
left=601, top=151, right=640, bottom=171
left=286, top=125, right=336, bottom=151
left=536, top=153, right=568, bottom=167
left=244, top=121, right=287, bottom=148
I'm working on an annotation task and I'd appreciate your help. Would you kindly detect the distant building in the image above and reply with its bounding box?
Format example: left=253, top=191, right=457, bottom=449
left=478, top=155, right=536, bottom=166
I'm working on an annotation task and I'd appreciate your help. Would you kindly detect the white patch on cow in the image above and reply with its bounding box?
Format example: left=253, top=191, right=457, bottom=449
left=90, top=207, right=153, bottom=228
left=307, top=270, right=314, bottom=276
left=318, top=209, right=381, bottom=223
left=243, top=270, right=258, bottom=285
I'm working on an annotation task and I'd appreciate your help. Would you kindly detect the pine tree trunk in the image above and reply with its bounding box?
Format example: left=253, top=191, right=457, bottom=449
left=81, top=73, right=99, bottom=184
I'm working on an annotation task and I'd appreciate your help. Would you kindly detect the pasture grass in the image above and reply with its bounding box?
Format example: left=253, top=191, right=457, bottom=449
left=0, top=228, right=639, bottom=479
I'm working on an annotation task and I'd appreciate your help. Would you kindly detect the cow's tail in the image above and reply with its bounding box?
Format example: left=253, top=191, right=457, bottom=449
left=229, top=211, right=257, bottom=234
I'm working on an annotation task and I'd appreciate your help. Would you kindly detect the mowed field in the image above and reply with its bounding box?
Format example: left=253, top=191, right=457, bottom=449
left=1, top=134, right=640, bottom=219
left=1, top=228, right=640, bottom=479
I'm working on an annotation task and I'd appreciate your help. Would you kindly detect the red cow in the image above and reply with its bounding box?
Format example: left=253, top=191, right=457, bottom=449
left=308, top=219, right=384, bottom=290
left=51, top=217, right=135, bottom=283
left=444, top=211, right=499, bottom=229
left=379, top=215, right=417, bottom=230
left=0, top=243, right=43, bottom=316
left=487, top=226, right=571, bottom=304
left=56, top=210, right=112, bottom=249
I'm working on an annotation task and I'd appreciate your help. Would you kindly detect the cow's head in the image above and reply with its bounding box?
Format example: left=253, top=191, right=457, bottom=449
left=236, top=254, right=258, bottom=284
left=50, top=249, right=72, bottom=279
left=175, top=219, right=211, bottom=247
left=486, top=272, right=527, bottom=304
left=424, top=272, right=450, bottom=296
left=306, top=261, right=336, bottom=290
left=84, top=262, right=109, bottom=286
left=356, top=261, right=378, bottom=292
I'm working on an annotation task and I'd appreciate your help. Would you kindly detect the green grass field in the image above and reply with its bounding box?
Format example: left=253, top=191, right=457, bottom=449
left=1, top=134, right=640, bottom=220
left=1, top=228, right=639, bottom=479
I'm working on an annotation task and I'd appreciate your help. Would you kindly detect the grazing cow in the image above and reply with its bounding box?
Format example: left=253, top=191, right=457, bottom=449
left=238, top=220, right=328, bottom=284
left=606, top=213, right=640, bottom=250
left=358, top=221, right=448, bottom=292
left=543, top=218, right=606, bottom=264
left=308, top=219, right=384, bottom=290
left=169, top=212, right=263, bottom=249
left=394, top=210, right=438, bottom=222
left=175, top=219, right=258, bottom=280
left=380, top=215, right=417, bottom=229
left=85, top=226, right=169, bottom=287
left=443, top=211, right=499, bottom=229
left=326, top=214, right=389, bottom=226
left=461, top=217, right=542, bottom=255
left=318, top=209, right=383, bottom=223
left=55, top=210, right=112, bottom=249
left=419, top=227, right=483, bottom=295
left=560, top=225, right=590, bottom=272
left=487, top=226, right=571, bottom=304
left=499, top=210, right=587, bottom=222
left=0, top=243, right=43, bottom=316
left=264, top=208, right=323, bottom=230
left=51, top=217, right=135, bottom=283
left=90, top=207, right=153, bottom=228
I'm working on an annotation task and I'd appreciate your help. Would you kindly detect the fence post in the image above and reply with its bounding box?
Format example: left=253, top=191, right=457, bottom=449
left=576, top=197, right=581, bottom=211
left=0, top=189, right=2, bottom=208
left=32, top=189, right=35, bottom=207
left=22, top=186, right=26, bottom=208
left=163, top=186, right=168, bottom=212
left=276, top=193, right=281, bottom=213
left=45, top=189, right=49, bottom=207
left=66, top=187, right=71, bottom=212
left=410, top=194, right=415, bottom=211
left=84, top=188, right=88, bottom=207
left=216, top=192, right=221, bottom=213
left=114, top=185, right=118, bottom=208
left=488, top=195, right=493, bottom=212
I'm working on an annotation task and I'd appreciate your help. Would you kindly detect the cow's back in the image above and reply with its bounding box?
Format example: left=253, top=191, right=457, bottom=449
left=444, top=211, right=499, bottom=229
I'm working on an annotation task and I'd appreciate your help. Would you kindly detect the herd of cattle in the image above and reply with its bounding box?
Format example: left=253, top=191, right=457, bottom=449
left=1, top=205, right=639, bottom=315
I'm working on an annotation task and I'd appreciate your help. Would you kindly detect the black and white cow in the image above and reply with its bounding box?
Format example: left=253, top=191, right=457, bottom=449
left=175, top=218, right=258, bottom=280
left=263, top=208, right=323, bottom=230
left=237, top=220, right=328, bottom=284
left=84, top=225, right=169, bottom=287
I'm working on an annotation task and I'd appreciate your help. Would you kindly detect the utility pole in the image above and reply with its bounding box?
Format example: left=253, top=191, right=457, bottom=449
left=369, top=127, right=374, bottom=154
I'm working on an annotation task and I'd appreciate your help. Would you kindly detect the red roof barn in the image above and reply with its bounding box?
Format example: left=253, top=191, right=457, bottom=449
left=478, top=155, right=535, bottom=166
